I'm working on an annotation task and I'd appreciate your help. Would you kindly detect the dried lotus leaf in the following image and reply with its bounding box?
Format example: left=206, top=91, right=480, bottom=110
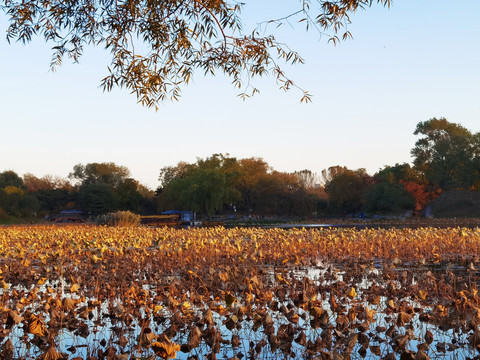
left=62, top=298, right=77, bottom=312
left=347, top=287, right=357, bottom=299
left=397, top=312, right=413, bottom=327
left=414, top=350, right=430, bottom=360
left=6, top=310, right=23, bottom=327
left=151, top=337, right=180, bottom=359
left=27, top=314, right=48, bottom=337
left=40, top=345, right=64, bottom=360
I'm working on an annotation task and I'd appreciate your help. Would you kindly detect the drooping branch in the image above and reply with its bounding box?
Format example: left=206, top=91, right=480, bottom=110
left=1, top=0, right=392, bottom=107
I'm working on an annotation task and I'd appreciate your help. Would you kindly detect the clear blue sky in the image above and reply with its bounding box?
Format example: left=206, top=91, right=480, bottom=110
left=1, top=0, right=479, bottom=189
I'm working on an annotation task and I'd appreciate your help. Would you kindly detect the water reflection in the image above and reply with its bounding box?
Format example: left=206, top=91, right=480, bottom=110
left=2, top=258, right=480, bottom=359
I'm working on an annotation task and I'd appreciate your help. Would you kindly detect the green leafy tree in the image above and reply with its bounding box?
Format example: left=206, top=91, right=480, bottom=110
left=0, top=188, right=22, bottom=216
left=411, top=118, right=480, bottom=190
left=116, top=178, right=145, bottom=213
left=325, top=168, right=372, bottom=214
left=19, top=194, right=41, bottom=217
left=0, top=170, right=24, bottom=189
left=159, top=162, right=190, bottom=188
left=0, top=186, right=40, bottom=217
left=375, top=163, right=425, bottom=184
left=35, top=188, right=72, bottom=214
left=1, top=0, right=390, bottom=107
left=77, top=183, right=119, bottom=215
left=0, top=172, right=43, bottom=217
left=365, top=182, right=415, bottom=214
left=160, top=167, right=226, bottom=216
left=158, top=154, right=240, bottom=216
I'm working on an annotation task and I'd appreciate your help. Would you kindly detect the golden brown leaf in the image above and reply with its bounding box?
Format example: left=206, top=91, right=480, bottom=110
left=70, top=283, right=80, bottom=293
left=27, top=314, right=47, bottom=337
left=397, top=312, right=412, bottom=327
left=40, top=345, right=63, bottom=360
left=346, top=287, right=357, bottom=299
left=151, top=337, right=180, bottom=359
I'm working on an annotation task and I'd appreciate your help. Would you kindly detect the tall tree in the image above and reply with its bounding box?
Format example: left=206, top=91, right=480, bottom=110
left=375, top=163, right=424, bottom=184
left=116, top=178, right=151, bottom=213
left=411, top=118, right=480, bottom=190
left=325, top=168, right=372, bottom=214
left=1, top=0, right=391, bottom=107
left=77, top=183, right=119, bottom=215
left=0, top=170, right=24, bottom=189
left=321, top=166, right=348, bottom=185
left=374, top=163, right=440, bottom=212
left=69, top=162, right=131, bottom=188
left=158, top=154, right=240, bottom=216
left=0, top=186, right=40, bottom=217
left=159, top=162, right=191, bottom=188
left=294, top=170, right=320, bottom=189
left=235, top=157, right=270, bottom=212
left=364, top=182, right=415, bottom=214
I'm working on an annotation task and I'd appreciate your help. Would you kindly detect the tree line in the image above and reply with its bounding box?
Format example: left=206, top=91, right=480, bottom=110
left=1, top=118, right=479, bottom=221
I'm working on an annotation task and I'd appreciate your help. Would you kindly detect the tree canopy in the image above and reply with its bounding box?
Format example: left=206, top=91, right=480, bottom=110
left=411, top=118, right=480, bottom=191
left=69, top=162, right=131, bottom=188
left=1, top=0, right=390, bottom=108
left=324, top=168, right=371, bottom=214
left=157, top=154, right=323, bottom=217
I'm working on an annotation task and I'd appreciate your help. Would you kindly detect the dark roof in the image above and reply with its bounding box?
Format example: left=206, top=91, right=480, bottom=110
left=161, top=210, right=192, bottom=215
left=60, top=210, right=83, bottom=215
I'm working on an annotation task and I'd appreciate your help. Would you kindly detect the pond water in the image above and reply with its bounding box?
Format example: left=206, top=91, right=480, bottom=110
left=2, top=259, right=480, bottom=360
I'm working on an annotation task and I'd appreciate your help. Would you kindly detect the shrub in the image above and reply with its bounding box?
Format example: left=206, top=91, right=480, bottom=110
left=96, top=210, right=140, bottom=227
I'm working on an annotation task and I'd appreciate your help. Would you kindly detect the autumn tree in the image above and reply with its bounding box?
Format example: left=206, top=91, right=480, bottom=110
left=321, top=166, right=349, bottom=185
left=294, top=170, right=320, bottom=189
left=23, top=173, right=74, bottom=215
left=23, top=173, right=72, bottom=192
left=1, top=0, right=391, bottom=107
left=158, top=155, right=322, bottom=217
left=411, top=118, right=480, bottom=190
left=252, top=171, right=320, bottom=216
left=374, top=163, right=440, bottom=212
left=236, top=157, right=270, bottom=212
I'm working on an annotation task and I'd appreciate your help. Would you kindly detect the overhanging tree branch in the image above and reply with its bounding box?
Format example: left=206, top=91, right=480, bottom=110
left=1, top=0, right=391, bottom=108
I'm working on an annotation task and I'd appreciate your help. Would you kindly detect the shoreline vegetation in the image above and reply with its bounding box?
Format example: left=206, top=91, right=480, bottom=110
left=3, top=216, right=480, bottom=229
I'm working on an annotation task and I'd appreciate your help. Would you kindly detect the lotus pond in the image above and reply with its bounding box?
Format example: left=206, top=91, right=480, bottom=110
left=1, top=225, right=480, bottom=360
